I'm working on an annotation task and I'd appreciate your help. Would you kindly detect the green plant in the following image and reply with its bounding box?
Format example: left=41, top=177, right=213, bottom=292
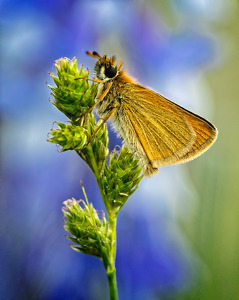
left=48, top=57, right=143, bottom=299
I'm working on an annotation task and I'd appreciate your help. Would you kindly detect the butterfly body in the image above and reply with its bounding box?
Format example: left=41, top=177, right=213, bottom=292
left=87, top=51, right=218, bottom=177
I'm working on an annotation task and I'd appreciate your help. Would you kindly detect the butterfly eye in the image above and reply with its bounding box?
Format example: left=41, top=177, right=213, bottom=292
left=105, top=65, right=117, bottom=78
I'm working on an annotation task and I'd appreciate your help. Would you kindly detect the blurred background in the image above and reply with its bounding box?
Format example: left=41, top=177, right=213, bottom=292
left=1, top=0, right=239, bottom=299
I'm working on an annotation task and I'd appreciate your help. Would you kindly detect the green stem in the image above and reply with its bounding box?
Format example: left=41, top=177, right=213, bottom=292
left=107, top=215, right=118, bottom=300
left=91, top=154, right=118, bottom=299
left=107, top=268, right=117, bottom=300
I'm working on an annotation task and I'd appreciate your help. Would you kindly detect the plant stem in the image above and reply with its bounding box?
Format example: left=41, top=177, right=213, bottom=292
left=107, top=268, right=117, bottom=300
left=107, top=215, right=118, bottom=300
left=95, top=170, right=118, bottom=299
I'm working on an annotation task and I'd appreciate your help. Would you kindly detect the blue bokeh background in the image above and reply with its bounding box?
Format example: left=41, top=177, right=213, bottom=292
left=1, top=1, right=239, bottom=299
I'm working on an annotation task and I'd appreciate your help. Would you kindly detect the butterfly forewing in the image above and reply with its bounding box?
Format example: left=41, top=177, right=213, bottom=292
left=121, top=83, right=217, bottom=167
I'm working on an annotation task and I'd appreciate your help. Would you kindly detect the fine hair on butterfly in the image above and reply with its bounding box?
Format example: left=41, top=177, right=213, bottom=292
left=83, top=51, right=218, bottom=177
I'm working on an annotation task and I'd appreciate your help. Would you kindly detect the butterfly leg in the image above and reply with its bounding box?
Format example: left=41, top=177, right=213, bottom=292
left=74, top=77, right=105, bottom=83
left=86, top=106, right=117, bottom=146
left=76, top=81, right=113, bottom=121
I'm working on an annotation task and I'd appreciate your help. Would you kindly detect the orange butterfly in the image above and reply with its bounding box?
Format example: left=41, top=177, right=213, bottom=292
left=81, top=51, right=218, bottom=177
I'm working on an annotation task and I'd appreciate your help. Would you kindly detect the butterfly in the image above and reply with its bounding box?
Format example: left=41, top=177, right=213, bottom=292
left=80, top=51, right=218, bottom=177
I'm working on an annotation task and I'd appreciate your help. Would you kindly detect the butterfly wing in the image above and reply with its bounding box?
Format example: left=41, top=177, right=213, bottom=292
left=117, top=83, right=217, bottom=175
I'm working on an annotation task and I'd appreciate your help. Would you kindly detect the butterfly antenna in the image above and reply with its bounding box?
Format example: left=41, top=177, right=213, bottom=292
left=86, top=51, right=102, bottom=59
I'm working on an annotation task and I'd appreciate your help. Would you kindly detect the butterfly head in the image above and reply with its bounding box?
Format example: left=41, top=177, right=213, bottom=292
left=86, top=51, right=123, bottom=81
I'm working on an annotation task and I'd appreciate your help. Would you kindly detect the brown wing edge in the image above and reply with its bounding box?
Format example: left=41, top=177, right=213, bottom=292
left=174, top=119, right=218, bottom=164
